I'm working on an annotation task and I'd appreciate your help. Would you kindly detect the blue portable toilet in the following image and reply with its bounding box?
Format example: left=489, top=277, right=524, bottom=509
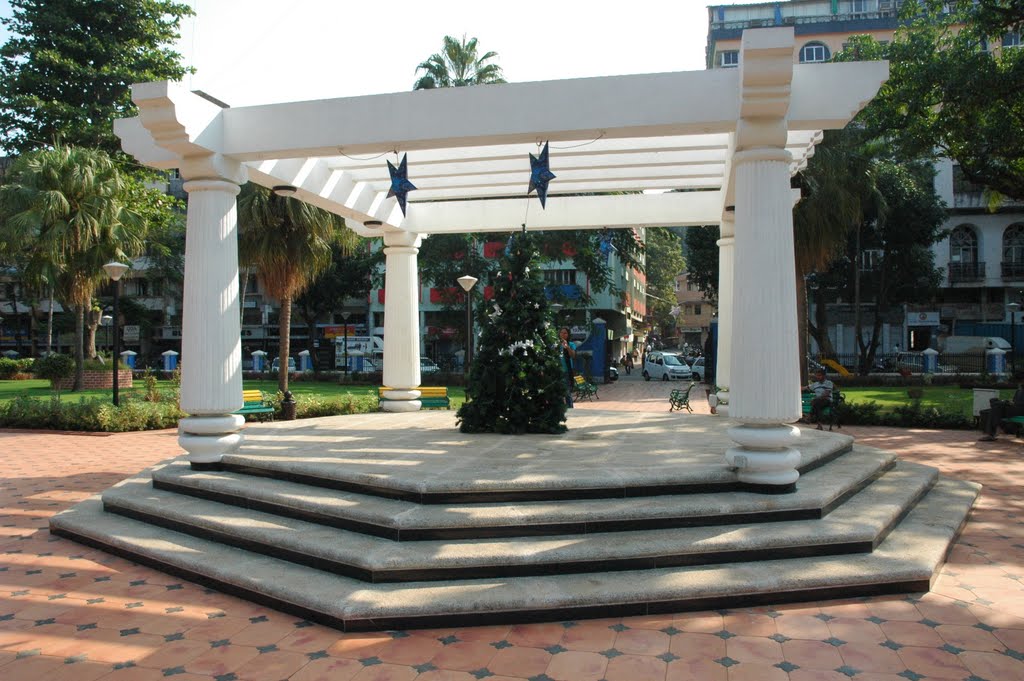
left=120, top=350, right=137, bottom=370
left=161, top=349, right=179, bottom=372
left=298, top=349, right=312, bottom=371
left=251, top=350, right=267, bottom=372
left=987, top=348, right=1007, bottom=375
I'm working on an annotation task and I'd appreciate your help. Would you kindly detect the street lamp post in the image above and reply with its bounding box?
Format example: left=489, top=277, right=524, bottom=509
left=103, top=262, right=129, bottom=406
left=457, top=275, right=478, bottom=374
left=341, top=311, right=351, bottom=377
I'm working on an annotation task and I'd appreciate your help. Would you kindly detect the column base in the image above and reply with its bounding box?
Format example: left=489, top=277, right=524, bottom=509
left=178, top=414, right=245, bottom=466
left=725, top=423, right=801, bottom=491
left=381, top=399, right=423, bottom=413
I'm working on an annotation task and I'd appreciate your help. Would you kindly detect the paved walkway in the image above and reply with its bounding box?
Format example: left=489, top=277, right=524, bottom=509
left=1, top=378, right=1022, bottom=681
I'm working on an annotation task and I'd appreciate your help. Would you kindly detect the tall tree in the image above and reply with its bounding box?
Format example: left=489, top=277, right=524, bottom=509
left=683, top=226, right=720, bottom=305
left=0, top=0, right=194, bottom=155
left=836, top=0, right=1024, bottom=201
left=0, top=144, right=146, bottom=389
left=237, top=185, right=356, bottom=393
left=295, top=242, right=383, bottom=374
left=644, top=228, right=687, bottom=339
left=413, top=35, right=506, bottom=90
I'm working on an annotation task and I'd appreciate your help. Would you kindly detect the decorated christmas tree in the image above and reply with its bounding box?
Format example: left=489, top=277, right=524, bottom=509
left=457, top=230, right=569, bottom=434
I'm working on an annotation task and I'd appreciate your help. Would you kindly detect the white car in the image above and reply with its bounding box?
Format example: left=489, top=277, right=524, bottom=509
left=420, top=358, right=441, bottom=374
left=690, top=357, right=705, bottom=382
left=270, top=356, right=297, bottom=372
left=643, top=351, right=693, bottom=381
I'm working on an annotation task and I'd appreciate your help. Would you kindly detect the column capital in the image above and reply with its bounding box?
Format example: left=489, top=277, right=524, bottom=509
left=716, top=236, right=735, bottom=248
left=179, top=153, right=248, bottom=186
left=383, top=229, right=423, bottom=249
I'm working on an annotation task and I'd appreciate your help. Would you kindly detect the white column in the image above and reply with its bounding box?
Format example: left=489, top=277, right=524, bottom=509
left=381, top=229, right=423, bottom=412
left=178, top=178, right=246, bottom=468
left=725, top=148, right=802, bottom=490
left=715, top=210, right=736, bottom=414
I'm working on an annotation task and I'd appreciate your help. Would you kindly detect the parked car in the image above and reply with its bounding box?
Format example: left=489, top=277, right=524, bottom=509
left=420, top=357, right=440, bottom=374
left=270, top=356, right=297, bottom=372
left=690, top=357, right=705, bottom=382
left=643, top=351, right=692, bottom=381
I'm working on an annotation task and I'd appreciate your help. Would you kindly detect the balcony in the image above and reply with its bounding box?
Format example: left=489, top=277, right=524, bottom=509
left=1003, top=261, right=1024, bottom=280
left=948, top=262, right=986, bottom=284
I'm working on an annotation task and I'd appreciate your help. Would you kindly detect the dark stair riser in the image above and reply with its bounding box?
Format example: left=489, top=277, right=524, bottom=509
left=197, top=442, right=854, bottom=504
left=103, top=499, right=881, bottom=583
left=49, top=523, right=934, bottom=633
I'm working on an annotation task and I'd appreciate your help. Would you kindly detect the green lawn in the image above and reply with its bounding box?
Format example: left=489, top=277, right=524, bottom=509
left=841, top=386, right=1012, bottom=418
left=0, top=378, right=467, bottom=409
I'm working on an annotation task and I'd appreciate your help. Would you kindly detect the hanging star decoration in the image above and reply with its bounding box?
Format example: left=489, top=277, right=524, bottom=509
left=386, top=153, right=417, bottom=216
left=528, top=141, right=556, bottom=208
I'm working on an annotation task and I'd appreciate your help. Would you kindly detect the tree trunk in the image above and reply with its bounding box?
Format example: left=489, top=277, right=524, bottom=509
left=278, top=295, right=292, bottom=393
left=86, top=305, right=101, bottom=359
left=73, top=305, right=85, bottom=391
left=853, top=223, right=866, bottom=375
left=796, top=269, right=809, bottom=386
left=45, top=287, right=54, bottom=354
left=10, top=285, right=22, bottom=356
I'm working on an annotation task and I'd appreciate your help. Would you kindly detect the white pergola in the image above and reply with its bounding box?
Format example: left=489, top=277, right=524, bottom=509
left=116, top=28, right=887, bottom=489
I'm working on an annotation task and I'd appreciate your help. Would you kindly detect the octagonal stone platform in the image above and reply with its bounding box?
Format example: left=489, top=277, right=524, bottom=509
left=50, top=410, right=979, bottom=631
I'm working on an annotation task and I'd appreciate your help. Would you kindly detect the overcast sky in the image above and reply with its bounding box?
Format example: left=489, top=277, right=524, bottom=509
left=0, top=0, right=753, bottom=106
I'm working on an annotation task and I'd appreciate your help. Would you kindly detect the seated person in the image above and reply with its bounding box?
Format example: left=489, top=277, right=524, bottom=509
left=804, top=370, right=834, bottom=430
left=978, top=383, right=1024, bottom=441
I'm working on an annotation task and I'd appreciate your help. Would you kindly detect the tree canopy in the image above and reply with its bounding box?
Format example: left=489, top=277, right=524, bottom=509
left=0, top=0, right=194, bottom=155
left=836, top=0, right=1024, bottom=201
left=413, top=35, right=506, bottom=90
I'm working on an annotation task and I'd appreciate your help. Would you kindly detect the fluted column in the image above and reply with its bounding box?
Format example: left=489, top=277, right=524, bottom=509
left=178, top=177, right=246, bottom=468
left=725, top=148, right=802, bottom=491
left=715, top=210, right=736, bottom=414
left=381, top=230, right=423, bottom=412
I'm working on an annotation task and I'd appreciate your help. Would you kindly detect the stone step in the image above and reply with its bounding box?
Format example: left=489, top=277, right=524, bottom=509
left=101, top=461, right=936, bottom=583
left=221, top=415, right=856, bottom=502
left=152, top=445, right=894, bottom=540
left=50, top=476, right=980, bottom=632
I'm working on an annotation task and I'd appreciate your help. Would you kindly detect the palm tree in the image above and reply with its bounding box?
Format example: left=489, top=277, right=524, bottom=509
left=793, top=127, right=886, bottom=381
left=413, top=35, right=506, bottom=90
left=0, top=144, right=144, bottom=389
left=237, top=185, right=356, bottom=393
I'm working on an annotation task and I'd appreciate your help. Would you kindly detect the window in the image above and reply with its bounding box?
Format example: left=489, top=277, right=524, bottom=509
left=694, top=304, right=702, bottom=316
left=950, top=225, right=978, bottom=264
left=1003, top=225, right=1024, bottom=278
left=952, top=164, right=985, bottom=194
left=1004, top=32, right=1021, bottom=48
left=719, top=50, right=739, bottom=68
left=850, top=0, right=870, bottom=13
left=543, top=269, right=576, bottom=285
left=859, top=249, right=884, bottom=271
left=799, top=42, right=830, bottom=63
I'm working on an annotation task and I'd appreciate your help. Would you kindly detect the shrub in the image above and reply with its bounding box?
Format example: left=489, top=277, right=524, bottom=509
left=0, top=358, right=35, bottom=379
left=835, top=400, right=973, bottom=430
left=0, top=394, right=184, bottom=431
left=33, top=353, right=75, bottom=396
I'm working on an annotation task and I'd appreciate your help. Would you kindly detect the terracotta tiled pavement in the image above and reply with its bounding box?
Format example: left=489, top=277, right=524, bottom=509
left=2, top=378, right=1024, bottom=680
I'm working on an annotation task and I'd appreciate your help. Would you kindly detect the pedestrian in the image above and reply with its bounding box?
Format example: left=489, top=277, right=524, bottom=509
left=558, top=327, right=576, bottom=408
left=624, top=352, right=634, bottom=375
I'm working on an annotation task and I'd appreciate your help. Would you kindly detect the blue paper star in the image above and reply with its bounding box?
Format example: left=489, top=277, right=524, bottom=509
left=387, top=154, right=417, bottom=216
left=528, top=141, right=556, bottom=208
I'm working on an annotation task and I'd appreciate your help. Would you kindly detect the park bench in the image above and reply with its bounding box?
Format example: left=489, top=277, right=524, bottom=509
left=801, top=389, right=844, bottom=431
left=572, top=374, right=599, bottom=401
left=234, top=389, right=275, bottom=422
left=669, top=382, right=697, bottom=412
left=378, top=386, right=451, bottom=410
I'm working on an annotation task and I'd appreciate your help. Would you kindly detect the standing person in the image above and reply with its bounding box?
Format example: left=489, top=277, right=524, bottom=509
left=558, top=327, right=576, bottom=408
left=624, top=352, right=634, bottom=375
left=805, top=370, right=834, bottom=430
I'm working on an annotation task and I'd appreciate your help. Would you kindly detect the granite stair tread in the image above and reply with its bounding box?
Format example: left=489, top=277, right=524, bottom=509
left=150, top=445, right=896, bottom=539
left=101, top=460, right=937, bottom=582
left=50, top=475, right=980, bottom=631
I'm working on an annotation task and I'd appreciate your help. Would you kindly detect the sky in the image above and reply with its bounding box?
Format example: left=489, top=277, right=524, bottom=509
left=0, top=0, right=753, bottom=107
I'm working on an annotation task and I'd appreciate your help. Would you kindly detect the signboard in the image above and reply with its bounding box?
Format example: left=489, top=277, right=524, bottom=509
left=907, top=311, right=939, bottom=326
left=122, top=325, right=140, bottom=342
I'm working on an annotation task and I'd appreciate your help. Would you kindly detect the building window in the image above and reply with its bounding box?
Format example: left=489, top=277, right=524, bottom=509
left=719, top=50, right=739, bottom=68
left=694, top=304, right=702, bottom=316
left=850, top=0, right=870, bottom=13
left=1004, top=32, right=1021, bottom=48
left=859, top=249, right=884, bottom=271
left=1003, top=224, right=1024, bottom=278
left=543, top=269, right=576, bottom=285
left=799, top=42, right=830, bottom=63
left=950, top=225, right=978, bottom=264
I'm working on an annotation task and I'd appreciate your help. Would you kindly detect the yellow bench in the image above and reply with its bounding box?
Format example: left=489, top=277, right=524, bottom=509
left=234, top=389, right=275, bottom=421
left=378, top=386, right=450, bottom=410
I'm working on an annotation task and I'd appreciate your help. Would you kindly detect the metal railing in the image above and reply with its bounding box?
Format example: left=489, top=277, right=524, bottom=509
left=948, top=262, right=986, bottom=283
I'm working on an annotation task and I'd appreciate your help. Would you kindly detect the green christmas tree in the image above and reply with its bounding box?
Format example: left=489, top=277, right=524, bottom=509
left=457, top=231, right=569, bottom=434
